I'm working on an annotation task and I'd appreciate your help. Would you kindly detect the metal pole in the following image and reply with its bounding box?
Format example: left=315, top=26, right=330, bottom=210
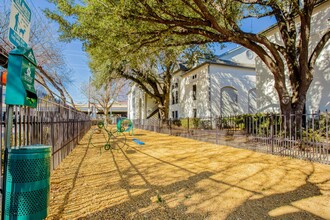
left=2, top=104, right=14, bottom=219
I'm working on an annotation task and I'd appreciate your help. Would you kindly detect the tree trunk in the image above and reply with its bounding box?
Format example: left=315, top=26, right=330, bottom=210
left=158, top=104, right=169, bottom=120
left=103, top=106, right=109, bottom=127
left=270, top=69, right=303, bottom=137
left=158, top=88, right=170, bottom=120
left=278, top=79, right=311, bottom=138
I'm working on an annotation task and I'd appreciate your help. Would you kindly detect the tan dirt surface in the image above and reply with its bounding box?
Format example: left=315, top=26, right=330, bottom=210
left=47, top=127, right=330, bottom=219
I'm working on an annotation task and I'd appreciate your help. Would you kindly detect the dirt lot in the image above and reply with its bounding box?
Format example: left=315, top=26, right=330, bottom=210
left=47, top=127, right=330, bottom=219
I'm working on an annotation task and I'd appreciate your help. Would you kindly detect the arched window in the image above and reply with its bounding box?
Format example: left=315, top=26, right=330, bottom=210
left=220, top=86, right=238, bottom=116
left=248, top=88, right=257, bottom=114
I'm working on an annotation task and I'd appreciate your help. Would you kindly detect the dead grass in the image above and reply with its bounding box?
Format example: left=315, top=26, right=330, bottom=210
left=47, top=127, right=330, bottom=219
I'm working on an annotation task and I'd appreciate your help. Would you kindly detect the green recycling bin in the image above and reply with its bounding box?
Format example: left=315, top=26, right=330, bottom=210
left=4, top=145, right=51, bottom=220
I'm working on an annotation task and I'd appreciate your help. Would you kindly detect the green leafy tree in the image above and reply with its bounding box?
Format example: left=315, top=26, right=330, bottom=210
left=45, top=1, right=214, bottom=119
left=89, top=48, right=187, bottom=119
left=46, top=0, right=329, bottom=118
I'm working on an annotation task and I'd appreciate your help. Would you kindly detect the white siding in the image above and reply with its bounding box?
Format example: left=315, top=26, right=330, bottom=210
left=209, top=64, right=256, bottom=117
left=169, top=65, right=210, bottom=118
left=169, top=63, right=256, bottom=119
left=256, top=1, right=330, bottom=113
left=179, top=65, right=210, bottom=118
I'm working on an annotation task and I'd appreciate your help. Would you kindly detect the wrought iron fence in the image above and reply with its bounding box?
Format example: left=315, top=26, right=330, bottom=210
left=132, top=111, right=330, bottom=164
left=1, top=91, right=91, bottom=171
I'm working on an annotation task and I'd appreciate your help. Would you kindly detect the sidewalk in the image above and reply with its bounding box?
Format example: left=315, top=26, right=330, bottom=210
left=47, top=127, right=330, bottom=219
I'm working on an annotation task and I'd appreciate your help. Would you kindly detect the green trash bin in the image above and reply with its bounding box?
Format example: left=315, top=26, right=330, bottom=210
left=4, top=145, right=51, bottom=220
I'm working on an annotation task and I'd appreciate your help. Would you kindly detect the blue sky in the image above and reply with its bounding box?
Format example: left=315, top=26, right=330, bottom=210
left=28, top=0, right=275, bottom=104
left=27, top=0, right=91, bottom=104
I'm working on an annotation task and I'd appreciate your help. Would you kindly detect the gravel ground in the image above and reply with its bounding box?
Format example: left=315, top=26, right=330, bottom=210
left=47, top=127, right=330, bottom=219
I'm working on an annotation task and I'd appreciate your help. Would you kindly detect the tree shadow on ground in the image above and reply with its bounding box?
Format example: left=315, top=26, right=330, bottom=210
left=77, top=144, right=214, bottom=219
left=132, top=134, right=146, bottom=136
left=227, top=178, right=325, bottom=219
left=78, top=171, right=213, bottom=219
left=50, top=129, right=330, bottom=219
left=55, top=142, right=90, bottom=219
left=125, top=149, right=136, bottom=154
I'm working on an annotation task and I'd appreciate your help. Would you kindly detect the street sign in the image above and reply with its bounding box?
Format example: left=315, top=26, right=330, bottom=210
left=8, top=0, right=32, bottom=47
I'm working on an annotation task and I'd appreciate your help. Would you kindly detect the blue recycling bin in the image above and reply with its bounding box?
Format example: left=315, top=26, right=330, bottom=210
left=4, top=145, right=51, bottom=220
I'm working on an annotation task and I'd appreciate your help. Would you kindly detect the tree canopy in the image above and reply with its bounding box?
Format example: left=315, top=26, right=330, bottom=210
left=46, top=0, right=330, bottom=116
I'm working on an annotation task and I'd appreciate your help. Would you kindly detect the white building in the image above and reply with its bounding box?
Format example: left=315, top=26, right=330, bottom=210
left=128, top=47, right=257, bottom=120
left=75, top=101, right=127, bottom=119
left=170, top=60, right=256, bottom=119
left=127, top=84, right=158, bottom=120
left=256, top=0, right=330, bottom=113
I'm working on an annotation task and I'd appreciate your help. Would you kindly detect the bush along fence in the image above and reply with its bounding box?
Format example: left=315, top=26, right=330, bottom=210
left=132, top=111, right=330, bottom=164
left=0, top=97, right=91, bottom=171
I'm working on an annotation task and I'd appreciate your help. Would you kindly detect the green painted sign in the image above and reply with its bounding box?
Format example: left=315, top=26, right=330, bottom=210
left=8, top=0, right=31, bottom=47
left=5, top=47, right=38, bottom=108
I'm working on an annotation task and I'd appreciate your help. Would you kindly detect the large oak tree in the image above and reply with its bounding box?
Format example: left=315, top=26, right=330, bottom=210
left=88, top=47, right=196, bottom=119
left=46, top=0, right=329, bottom=118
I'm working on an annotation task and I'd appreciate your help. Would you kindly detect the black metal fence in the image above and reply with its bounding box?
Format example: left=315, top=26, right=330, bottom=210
left=1, top=95, right=91, bottom=171
left=133, top=111, right=330, bottom=164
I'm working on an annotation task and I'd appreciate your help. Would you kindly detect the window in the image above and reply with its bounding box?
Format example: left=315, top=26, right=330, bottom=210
left=193, top=109, right=197, bottom=118
left=171, top=82, right=179, bottom=105
left=172, top=111, right=178, bottom=119
left=246, top=50, right=254, bottom=60
left=192, top=84, right=197, bottom=100
left=172, top=91, right=179, bottom=105
left=192, top=74, right=197, bottom=80
left=220, top=87, right=238, bottom=116
left=175, top=91, right=178, bottom=104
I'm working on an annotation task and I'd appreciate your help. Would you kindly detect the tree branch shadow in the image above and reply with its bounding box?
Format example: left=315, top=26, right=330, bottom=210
left=55, top=142, right=90, bottom=219
left=77, top=146, right=214, bottom=219
left=226, top=163, right=326, bottom=219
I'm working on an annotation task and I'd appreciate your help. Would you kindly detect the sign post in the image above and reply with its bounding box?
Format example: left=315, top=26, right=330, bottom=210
left=8, top=0, right=31, bottom=48
left=2, top=1, right=33, bottom=219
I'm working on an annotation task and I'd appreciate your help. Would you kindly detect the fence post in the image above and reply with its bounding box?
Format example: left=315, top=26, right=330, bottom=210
left=27, top=107, right=30, bottom=145
left=216, top=119, right=219, bottom=144
left=187, top=117, right=190, bottom=137
left=50, top=113, right=55, bottom=170
left=169, top=119, right=172, bottom=136
left=270, top=113, right=274, bottom=153
left=326, top=109, right=329, bottom=145
left=326, top=110, right=329, bottom=163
